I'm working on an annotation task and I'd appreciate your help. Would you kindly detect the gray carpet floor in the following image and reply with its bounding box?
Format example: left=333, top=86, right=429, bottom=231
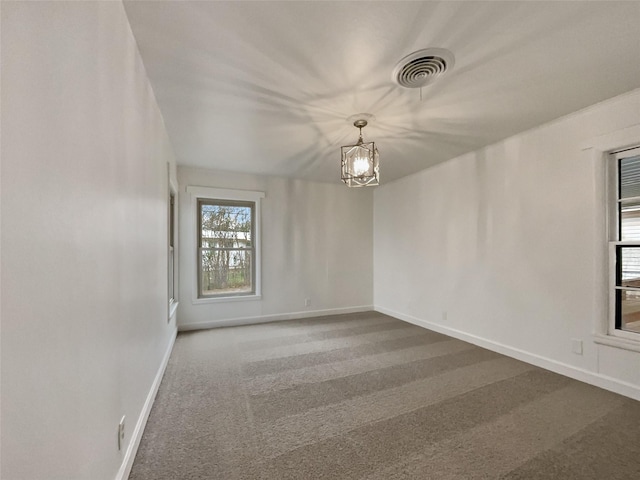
left=129, top=311, right=640, bottom=479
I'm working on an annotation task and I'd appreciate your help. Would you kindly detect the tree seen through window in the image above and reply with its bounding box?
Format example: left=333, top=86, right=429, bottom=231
left=199, top=200, right=254, bottom=297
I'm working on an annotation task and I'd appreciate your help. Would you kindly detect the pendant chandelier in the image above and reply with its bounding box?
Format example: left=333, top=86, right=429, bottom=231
left=341, top=118, right=379, bottom=187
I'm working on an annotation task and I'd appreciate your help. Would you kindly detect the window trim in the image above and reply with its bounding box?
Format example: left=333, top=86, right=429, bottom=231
left=583, top=123, right=640, bottom=352
left=186, top=186, right=264, bottom=304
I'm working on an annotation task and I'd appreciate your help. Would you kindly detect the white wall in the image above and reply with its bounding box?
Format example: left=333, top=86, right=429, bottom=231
left=1, top=2, right=177, bottom=479
left=178, top=167, right=373, bottom=330
left=374, top=89, right=640, bottom=400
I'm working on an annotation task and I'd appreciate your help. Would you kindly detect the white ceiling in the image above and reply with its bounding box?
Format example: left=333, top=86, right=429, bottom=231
left=123, top=1, right=640, bottom=184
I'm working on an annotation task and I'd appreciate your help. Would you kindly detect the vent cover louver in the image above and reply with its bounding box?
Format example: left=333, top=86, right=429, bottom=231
left=392, top=48, right=455, bottom=88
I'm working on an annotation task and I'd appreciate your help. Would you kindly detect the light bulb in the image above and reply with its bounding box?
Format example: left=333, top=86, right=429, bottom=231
left=353, top=156, right=370, bottom=176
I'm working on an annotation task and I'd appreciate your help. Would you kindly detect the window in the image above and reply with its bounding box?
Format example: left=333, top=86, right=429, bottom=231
left=168, top=186, right=179, bottom=319
left=198, top=199, right=255, bottom=298
left=187, top=186, right=264, bottom=302
left=168, top=191, right=176, bottom=307
left=610, top=146, right=640, bottom=337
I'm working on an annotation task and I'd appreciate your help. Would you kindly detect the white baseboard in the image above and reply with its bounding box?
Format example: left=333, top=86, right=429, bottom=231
left=178, top=305, right=375, bottom=331
left=375, top=306, right=640, bottom=402
left=115, top=327, right=178, bottom=480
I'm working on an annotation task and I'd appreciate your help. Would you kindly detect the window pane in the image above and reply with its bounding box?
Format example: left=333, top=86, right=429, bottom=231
left=617, top=289, right=640, bottom=333
left=168, top=246, right=174, bottom=302
left=197, top=198, right=256, bottom=298
left=620, top=198, right=640, bottom=241
left=201, top=249, right=252, bottom=296
left=168, top=193, right=176, bottom=304
left=200, top=204, right=252, bottom=246
left=617, top=247, right=640, bottom=287
left=619, top=155, right=640, bottom=199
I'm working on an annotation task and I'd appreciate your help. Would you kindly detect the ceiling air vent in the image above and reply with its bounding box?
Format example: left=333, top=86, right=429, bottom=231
left=392, top=48, right=455, bottom=88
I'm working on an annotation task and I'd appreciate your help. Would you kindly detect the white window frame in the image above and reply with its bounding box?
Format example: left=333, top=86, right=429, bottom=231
left=584, top=124, right=640, bottom=353
left=186, top=186, right=264, bottom=304
left=608, top=146, right=640, bottom=341
left=168, top=180, right=179, bottom=320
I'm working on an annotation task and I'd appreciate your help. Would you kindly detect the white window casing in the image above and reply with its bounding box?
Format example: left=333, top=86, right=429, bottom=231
left=186, top=186, right=265, bottom=304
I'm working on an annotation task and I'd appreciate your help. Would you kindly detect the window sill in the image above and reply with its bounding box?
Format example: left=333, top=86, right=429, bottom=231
left=593, top=333, right=640, bottom=353
left=192, top=294, right=262, bottom=305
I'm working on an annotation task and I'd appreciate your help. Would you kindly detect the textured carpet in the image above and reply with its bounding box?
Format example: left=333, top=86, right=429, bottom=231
left=129, top=312, right=640, bottom=479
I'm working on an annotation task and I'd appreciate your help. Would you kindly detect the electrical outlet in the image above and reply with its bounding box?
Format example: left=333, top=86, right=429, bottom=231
left=305, top=298, right=311, bottom=307
left=442, top=311, right=447, bottom=321
left=571, top=338, right=583, bottom=355
left=118, top=416, right=125, bottom=451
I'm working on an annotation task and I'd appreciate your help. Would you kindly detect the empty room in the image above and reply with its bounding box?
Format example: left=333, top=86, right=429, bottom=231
left=2, top=1, right=640, bottom=479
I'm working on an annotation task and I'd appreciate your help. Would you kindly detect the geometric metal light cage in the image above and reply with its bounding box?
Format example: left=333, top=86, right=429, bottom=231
left=341, top=118, right=380, bottom=187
